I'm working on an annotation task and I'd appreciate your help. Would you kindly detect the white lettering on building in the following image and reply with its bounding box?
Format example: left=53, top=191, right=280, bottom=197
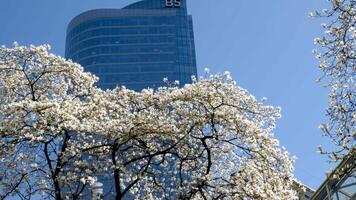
left=165, top=0, right=181, bottom=8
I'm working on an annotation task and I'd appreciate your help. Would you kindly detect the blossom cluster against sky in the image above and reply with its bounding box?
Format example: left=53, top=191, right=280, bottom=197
left=0, top=0, right=333, bottom=189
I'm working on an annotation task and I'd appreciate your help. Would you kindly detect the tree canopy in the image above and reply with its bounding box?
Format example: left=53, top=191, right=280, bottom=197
left=0, top=44, right=297, bottom=199
left=312, top=0, right=355, bottom=163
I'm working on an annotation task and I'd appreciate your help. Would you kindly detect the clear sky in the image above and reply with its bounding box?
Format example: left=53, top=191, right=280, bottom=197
left=0, top=0, right=336, bottom=190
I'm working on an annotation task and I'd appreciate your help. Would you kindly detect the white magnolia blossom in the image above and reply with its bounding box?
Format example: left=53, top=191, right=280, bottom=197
left=312, top=0, right=355, bottom=162
left=0, top=45, right=297, bottom=199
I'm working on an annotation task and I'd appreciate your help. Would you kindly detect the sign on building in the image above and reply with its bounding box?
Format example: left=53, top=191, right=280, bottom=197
left=165, top=0, right=181, bottom=8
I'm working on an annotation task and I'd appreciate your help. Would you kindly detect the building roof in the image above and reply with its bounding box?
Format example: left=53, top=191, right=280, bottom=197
left=311, top=150, right=356, bottom=200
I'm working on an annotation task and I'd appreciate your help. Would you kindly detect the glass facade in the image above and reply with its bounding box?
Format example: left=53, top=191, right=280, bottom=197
left=65, top=0, right=197, bottom=91
left=311, top=152, right=355, bottom=200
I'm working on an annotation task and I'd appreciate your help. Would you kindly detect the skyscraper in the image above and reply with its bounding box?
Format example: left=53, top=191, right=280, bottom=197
left=65, top=0, right=197, bottom=91
left=65, top=1, right=197, bottom=198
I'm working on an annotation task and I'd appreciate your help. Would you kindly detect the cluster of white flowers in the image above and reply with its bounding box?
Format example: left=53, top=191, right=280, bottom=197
left=311, top=0, right=355, bottom=162
left=0, top=45, right=297, bottom=199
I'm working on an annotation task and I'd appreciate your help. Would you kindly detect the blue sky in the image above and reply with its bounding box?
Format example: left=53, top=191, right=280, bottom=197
left=0, top=0, right=335, bottom=189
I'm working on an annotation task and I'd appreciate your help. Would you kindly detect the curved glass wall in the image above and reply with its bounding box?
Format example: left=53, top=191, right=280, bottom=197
left=65, top=0, right=197, bottom=91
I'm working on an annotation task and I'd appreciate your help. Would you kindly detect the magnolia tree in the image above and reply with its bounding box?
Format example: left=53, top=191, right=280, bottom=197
left=0, top=44, right=99, bottom=199
left=311, top=0, right=355, bottom=163
left=0, top=45, right=297, bottom=199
